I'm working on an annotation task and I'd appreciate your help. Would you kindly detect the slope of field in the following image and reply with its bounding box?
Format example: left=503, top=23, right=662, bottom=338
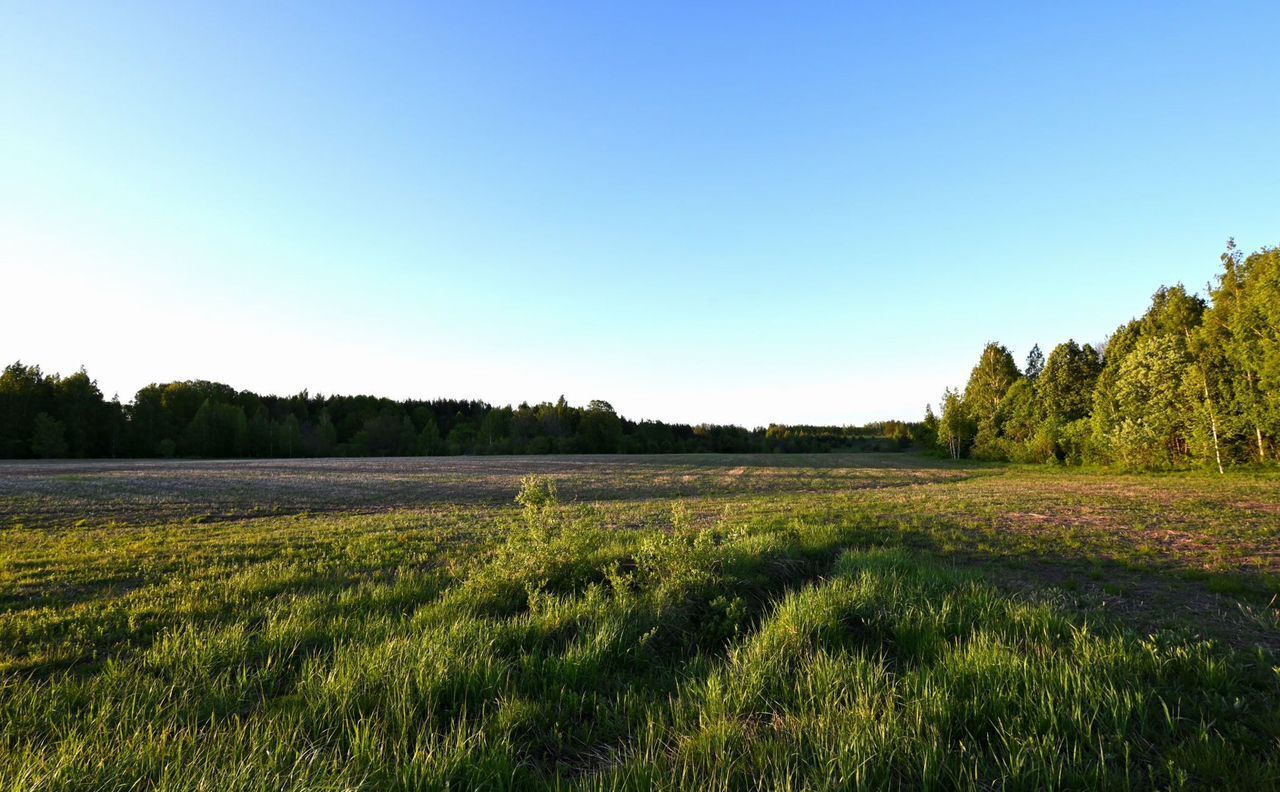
left=1, top=455, right=1277, bottom=789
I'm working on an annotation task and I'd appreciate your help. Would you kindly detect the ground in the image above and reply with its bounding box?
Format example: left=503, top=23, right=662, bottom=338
left=1, top=454, right=1278, bottom=789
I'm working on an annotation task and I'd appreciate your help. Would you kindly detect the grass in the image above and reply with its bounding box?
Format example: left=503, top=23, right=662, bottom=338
left=1, top=455, right=1278, bottom=789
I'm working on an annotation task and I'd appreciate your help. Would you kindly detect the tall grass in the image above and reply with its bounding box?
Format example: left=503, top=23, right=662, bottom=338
left=1, top=473, right=1277, bottom=789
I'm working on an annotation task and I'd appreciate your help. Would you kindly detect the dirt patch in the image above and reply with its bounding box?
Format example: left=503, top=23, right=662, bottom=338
left=1236, top=501, right=1280, bottom=515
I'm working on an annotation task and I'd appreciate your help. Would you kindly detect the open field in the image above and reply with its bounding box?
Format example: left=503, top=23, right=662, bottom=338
left=2, top=454, right=1279, bottom=789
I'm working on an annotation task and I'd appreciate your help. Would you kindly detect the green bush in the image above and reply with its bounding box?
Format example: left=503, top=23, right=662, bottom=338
left=515, top=474, right=558, bottom=513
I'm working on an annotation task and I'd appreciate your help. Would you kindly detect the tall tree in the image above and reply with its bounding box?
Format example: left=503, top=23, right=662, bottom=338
left=964, top=343, right=1022, bottom=417
left=938, top=388, right=975, bottom=459
left=1037, top=340, right=1102, bottom=424
left=277, top=414, right=302, bottom=457
left=30, top=412, right=68, bottom=459
left=0, top=363, right=53, bottom=458
left=54, top=368, right=110, bottom=457
left=1024, top=344, right=1045, bottom=382
left=417, top=414, right=443, bottom=455
left=1221, top=245, right=1280, bottom=461
left=579, top=400, right=624, bottom=453
left=1111, top=335, right=1197, bottom=468
left=963, top=343, right=1021, bottom=459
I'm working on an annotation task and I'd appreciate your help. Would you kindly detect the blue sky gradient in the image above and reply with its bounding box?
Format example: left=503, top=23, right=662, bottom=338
left=3, top=2, right=1277, bottom=426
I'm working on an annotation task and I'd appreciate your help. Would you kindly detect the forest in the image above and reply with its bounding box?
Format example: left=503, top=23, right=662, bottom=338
left=0, top=367, right=917, bottom=459
left=4, top=241, right=1275, bottom=468
left=934, top=241, right=1279, bottom=469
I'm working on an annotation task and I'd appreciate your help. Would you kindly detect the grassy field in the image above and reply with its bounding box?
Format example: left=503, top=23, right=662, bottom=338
left=1, top=454, right=1278, bottom=789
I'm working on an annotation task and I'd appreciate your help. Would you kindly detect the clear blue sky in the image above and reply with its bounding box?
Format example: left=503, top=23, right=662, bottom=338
left=3, top=2, right=1277, bottom=426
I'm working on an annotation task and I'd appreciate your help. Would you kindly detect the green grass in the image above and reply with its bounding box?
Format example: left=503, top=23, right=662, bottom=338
left=1, top=456, right=1278, bottom=789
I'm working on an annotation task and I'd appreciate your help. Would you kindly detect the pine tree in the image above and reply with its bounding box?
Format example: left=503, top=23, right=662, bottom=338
left=963, top=343, right=1021, bottom=459
left=1025, top=344, right=1045, bottom=382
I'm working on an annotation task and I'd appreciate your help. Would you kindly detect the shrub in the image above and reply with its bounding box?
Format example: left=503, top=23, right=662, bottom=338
left=1057, top=418, right=1092, bottom=465
left=515, top=474, right=558, bottom=513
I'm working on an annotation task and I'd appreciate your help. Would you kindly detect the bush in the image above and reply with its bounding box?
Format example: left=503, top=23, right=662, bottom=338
left=969, top=432, right=1008, bottom=461
left=1058, top=418, right=1092, bottom=465
left=1007, top=427, right=1057, bottom=464
left=515, top=474, right=558, bottom=513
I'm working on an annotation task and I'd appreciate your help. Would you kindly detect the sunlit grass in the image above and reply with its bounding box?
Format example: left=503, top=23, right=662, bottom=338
left=1, top=457, right=1277, bottom=789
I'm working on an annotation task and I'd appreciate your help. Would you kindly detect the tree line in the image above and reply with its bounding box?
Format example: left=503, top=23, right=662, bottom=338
left=0, top=369, right=924, bottom=459
left=931, top=241, right=1279, bottom=469
left=8, top=241, right=1272, bottom=467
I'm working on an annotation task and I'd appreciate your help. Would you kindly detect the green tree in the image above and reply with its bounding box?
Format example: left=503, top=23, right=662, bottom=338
left=963, top=343, right=1021, bottom=459
left=938, top=388, right=975, bottom=459
left=247, top=407, right=273, bottom=457
left=276, top=414, right=302, bottom=457
left=1111, top=335, right=1197, bottom=468
left=352, top=410, right=412, bottom=456
left=965, top=343, right=1022, bottom=416
left=1090, top=322, right=1142, bottom=462
left=186, top=399, right=249, bottom=457
left=1024, top=344, right=1045, bottom=382
left=158, top=381, right=237, bottom=453
left=1038, top=340, right=1102, bottom=425
left=478, top=407, right=513, bottom=453
left=1091, top=286, right=1205, bottom=467
left=1218, top=245, right=1280, bottom=461
left=579, top=400, right=623, bottom=453
left=999, top=379, right=1041, bottom=453
left=312, top=409, right=338, bottom=457
left=536, top=396, right=576, bottom=451
left=127, top=385, right=173, bottom=457
left=417, top=414, right=443, bottom=455
left=1202, top=239, right=1253, bottom=463
left=30, top=412, right=68, bottom=458
left=398, top=416, right=417, bottom=455
left=447, top=422, right=477, bottom=455
left=0, top=362, right=53, bottom=458
left=914, top=404, right=940, bottom=450
left=53, top=368, right=110, bottom=457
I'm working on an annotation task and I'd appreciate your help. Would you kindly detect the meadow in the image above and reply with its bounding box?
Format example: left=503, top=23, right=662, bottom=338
left=1, top=454, right=1278, bottom=789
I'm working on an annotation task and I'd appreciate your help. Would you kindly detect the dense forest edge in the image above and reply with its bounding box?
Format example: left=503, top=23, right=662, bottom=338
left=3, top=241, right=1276, bottom=468
left=0, top=374, right=920, bottom=459
left=934, top=241, right=1279, bottom=470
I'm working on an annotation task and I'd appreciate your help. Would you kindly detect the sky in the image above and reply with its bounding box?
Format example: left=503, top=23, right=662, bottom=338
left=2, top=2, right=1278, bottom=427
